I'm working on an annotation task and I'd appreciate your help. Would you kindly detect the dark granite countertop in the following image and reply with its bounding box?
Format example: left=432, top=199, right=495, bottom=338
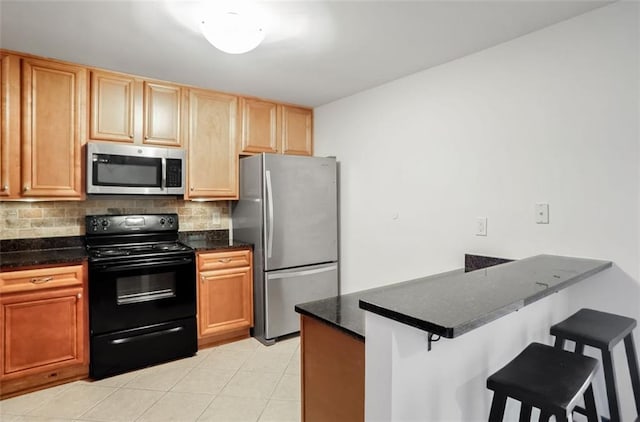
left=0, top=247, right=88, bottom=270
left=1, top=231, right=252, bottom=270
left=295, top=269, right=464, bottom=341
left=0, top=236, right=87, bottom=270
left=179, top=231, right=252, bottom=251
left=359, top=254, right=612, bottom=338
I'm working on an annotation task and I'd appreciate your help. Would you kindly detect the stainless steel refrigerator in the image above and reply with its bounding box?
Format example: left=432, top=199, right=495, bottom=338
left=232, top=153, right=338, bottom=345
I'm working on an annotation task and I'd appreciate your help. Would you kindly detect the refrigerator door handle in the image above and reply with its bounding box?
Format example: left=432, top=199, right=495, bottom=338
left=268, top=264, right=338, bottom=280
left=266, top=170, right=274, bottom=258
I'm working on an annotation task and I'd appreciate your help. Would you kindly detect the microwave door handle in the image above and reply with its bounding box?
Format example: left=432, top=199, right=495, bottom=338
left=161, top=158, right=166, bottom=191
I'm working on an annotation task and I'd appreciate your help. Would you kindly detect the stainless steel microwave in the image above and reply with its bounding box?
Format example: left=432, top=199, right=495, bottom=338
left=86, top=142, right=185, bottom=195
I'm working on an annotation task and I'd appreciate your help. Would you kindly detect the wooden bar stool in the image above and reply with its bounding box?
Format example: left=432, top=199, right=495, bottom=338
left=551, top=309, right=640, bottom=422
left=487, top=342, right=599, bottom=422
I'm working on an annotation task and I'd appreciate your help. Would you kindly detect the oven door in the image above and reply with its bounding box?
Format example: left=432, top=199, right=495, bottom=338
left=89, top=254, right=196, bottom=334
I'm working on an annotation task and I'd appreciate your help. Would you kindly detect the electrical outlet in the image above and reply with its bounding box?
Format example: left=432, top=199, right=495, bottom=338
left=476, top=217, right=487, bottom=236
left=535, top=203, right=549, bottom=224
left=212, top=208, right=221, bottom=225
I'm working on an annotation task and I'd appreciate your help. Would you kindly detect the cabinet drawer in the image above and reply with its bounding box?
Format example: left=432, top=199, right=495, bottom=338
left=198, top=250, right=251, bottom=271
left=0, top=265, right=83, bottom=294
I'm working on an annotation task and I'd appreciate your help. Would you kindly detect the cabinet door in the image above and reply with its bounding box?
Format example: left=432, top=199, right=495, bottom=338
left=280, top=105, right=313, bottom=156
left=198, top=266, right=253, bottom=338
left=239, top=98, right=278, bottom=154
left=21, top=58, right=85, bottom=198
left=90, top=70, right=136, bottom=143
left=143, top=82, right=182, bottom=147
left=186, top=89, right=238, bottom=199
left=0, top=54, right=20, bottom=198
left=1, top=287, right=85, bottom=377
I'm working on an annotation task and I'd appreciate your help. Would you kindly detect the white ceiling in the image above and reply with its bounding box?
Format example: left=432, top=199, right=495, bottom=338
left=0, top=0, right=612, bottom=107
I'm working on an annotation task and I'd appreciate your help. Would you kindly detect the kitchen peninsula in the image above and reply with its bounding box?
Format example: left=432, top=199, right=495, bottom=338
left=296, top=254, right=611, bottom=421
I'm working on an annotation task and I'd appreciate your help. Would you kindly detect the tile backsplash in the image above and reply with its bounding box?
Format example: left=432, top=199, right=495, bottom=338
left=0, top=199, right=229, bottom=240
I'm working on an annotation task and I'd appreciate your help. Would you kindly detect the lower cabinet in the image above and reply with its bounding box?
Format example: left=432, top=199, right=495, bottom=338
left=300, top=314, right=365, bottom=422
left=197, top=249, right=253, bottom=348
left=0, top=264, right=88, bottom=398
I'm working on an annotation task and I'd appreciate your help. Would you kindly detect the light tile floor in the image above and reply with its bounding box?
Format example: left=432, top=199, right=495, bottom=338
left=0, top=336, right=301, bottom=422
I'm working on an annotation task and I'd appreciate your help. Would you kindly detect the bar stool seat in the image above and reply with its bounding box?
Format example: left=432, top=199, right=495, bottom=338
left=551, top=308, right=636, bottom=350
left=487, top=342, right=599, bottom=422
left=551, top=309, right=640, bottom=422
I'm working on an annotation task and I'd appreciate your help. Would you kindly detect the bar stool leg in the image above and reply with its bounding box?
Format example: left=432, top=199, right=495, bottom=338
left=624, top=332, right=640, bottom=416
left=519, top=404, right=532, bottom=422
left=488, top=393, right=507, bottom=422
left=539, top=411, right=553, bottom=421
left=602, top=351, right=621, bottom=422
left=554, top=337, right=565, bottom=349
left=574, top=342, right=585, bottom=355
left=584, top=384, right=599, bottom=422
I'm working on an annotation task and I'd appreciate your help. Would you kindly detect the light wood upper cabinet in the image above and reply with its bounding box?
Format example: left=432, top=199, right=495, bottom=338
left=0, top=54, right=20, bottom=198
left=90, top=71, right=135, bottom=143
left=239, top=98, right=278, bottom=154
left=21, top=58, right=85, bottom=198
left=280, top=105, right=313, bottom=156
left=143, top=82, right=182, bottom=147
left=186, top=89, right=238, bottom=200
left=89, top=70, right=183, bottom=147
left=0, top=264, right=87, bottom=398
left=197, top=250, right=253, bottom=345
left=1, top=49, right=313, bottom=202
left=239, top=100, right=313, bottom=156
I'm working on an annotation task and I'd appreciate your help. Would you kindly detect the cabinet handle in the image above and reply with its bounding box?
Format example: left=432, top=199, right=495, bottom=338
left=23, top=185, right=30, bottom=192
left=30, top=276, right=53, bottom=284
left=190, top=187, right=194, bottom=191
left=129, top=134, right=134, bottom=139
left=200, top=274, right=206, bottom=283
left=77, top=293, right=82, bottom=299
left=218, top=258, right=232, bottom=263
left=1, top=184, right=7, bottom=191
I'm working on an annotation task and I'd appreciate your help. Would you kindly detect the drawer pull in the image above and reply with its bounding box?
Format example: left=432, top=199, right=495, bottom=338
left=30, top=276, right=53, bottom=284
left=218, top=258, right=232, bottom=263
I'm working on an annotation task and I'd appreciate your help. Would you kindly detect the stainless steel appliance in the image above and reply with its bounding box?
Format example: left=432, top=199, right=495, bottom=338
left=85, top=214, right=196, bottom=379
left=232, top=153, right=338, bottom=345
left=86, top=142, right=185, bottom=195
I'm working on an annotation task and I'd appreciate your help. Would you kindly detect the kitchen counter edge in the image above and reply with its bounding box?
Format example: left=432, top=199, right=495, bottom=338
left=358, top=254, right=612, bottom=339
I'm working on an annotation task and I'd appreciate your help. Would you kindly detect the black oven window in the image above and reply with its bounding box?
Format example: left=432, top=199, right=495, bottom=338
left=116, top=272, right=177, bottom=305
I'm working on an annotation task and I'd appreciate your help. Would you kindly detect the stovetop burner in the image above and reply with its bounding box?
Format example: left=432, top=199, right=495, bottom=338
left=85, top=214, right=194, bottom=263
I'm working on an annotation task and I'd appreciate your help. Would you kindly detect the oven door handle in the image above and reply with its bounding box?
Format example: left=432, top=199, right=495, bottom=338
left=92, top=257, right=193, bottom=272
left=110, top=326, right=184, bottom=345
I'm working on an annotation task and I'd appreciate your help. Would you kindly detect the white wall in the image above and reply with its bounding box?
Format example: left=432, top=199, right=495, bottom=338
left=316, top=1, right=639, bottom=295
left=315, top=2, right=640, bottom=419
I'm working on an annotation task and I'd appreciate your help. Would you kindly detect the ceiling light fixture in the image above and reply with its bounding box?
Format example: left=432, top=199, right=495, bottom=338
left=200, top=3, right=265, bottom=55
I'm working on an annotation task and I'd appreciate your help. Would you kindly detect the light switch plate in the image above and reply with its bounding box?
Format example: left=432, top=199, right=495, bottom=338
left=476, top=217, right=487, bottom=236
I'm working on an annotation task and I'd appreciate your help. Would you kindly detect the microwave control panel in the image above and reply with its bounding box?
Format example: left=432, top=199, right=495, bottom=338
left=166, top=159, right=182, bottom=188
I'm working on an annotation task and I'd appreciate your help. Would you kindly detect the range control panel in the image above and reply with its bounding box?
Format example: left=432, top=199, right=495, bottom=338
left=86, top=214, right=179, bottom=234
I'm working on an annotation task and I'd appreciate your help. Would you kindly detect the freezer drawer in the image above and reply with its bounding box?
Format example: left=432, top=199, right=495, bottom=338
left=265, top=263, right=338, bottom=339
